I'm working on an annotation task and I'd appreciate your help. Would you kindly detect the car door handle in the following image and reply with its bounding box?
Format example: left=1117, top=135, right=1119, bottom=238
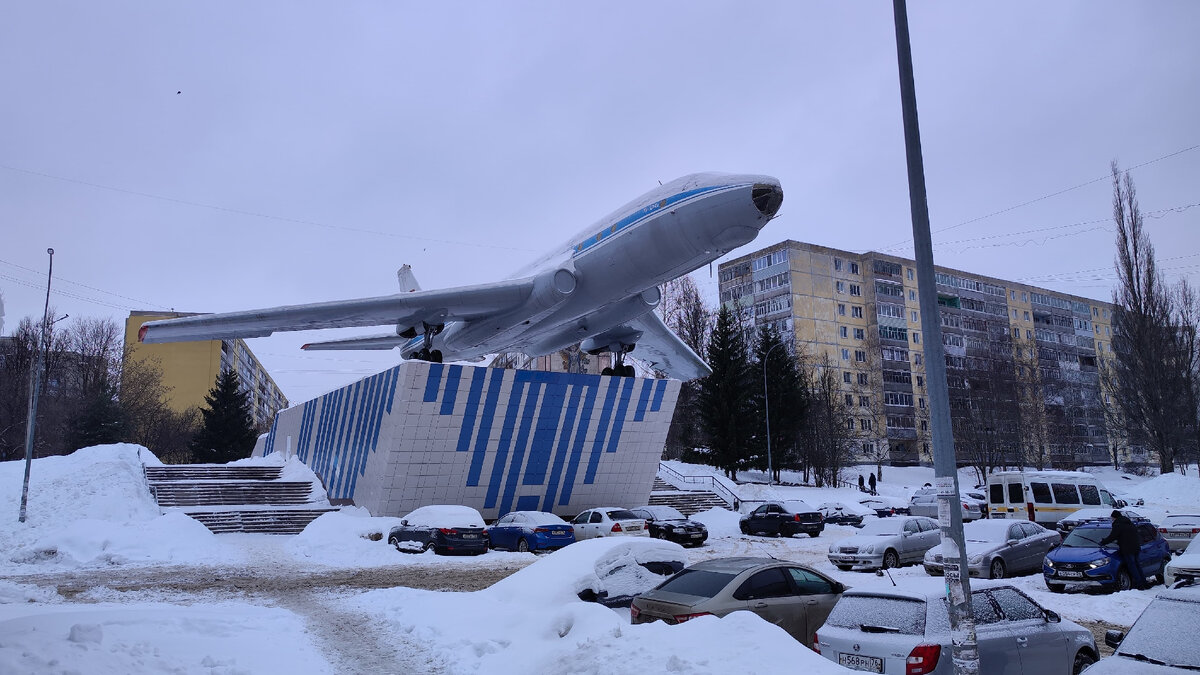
left=752, top=602, right=768, bottom=609
left=1016, top=637, right=1028, bottom=646
left=806, top=599, right=817, bottom=605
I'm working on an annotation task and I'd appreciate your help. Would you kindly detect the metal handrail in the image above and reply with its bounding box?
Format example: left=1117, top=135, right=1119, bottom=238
left=657, top=463, right=738, bottom=509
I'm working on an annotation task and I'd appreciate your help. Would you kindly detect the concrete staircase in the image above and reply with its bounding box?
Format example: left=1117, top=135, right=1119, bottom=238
left=145, top=465, right=336, bottom=534
left=648, top=477, right=731, bottom=516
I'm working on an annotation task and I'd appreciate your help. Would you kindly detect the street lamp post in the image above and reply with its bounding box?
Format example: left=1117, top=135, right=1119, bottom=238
left=762, top=341, right=787, bottom=486
left=19, top=248, right=54, bottom=523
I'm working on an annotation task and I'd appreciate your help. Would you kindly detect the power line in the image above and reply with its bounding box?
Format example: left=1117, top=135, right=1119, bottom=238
left=0, top=163, right=540, bottom=254
left=0, top=258, right=168, bottom=309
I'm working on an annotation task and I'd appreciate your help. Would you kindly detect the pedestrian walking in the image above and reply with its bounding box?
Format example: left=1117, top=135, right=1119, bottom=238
left=858, top=474, right=865, bottom=492
left=868, top=473, right=877, bottom=496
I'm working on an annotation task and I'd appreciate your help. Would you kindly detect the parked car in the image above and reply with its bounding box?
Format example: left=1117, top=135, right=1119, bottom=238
left=630, top=557, right=846, bottom=644
left=923, top=519, right=1061, bottom=579
left=964, top=490, right=990, bottom=519
left=1043, top=519, right=1170, bottom=593
left=1164, top=535, right=1200, bottom=586
left=628, top=505, right=708, bottom=547
left=388, top=504, right=489, bottom=555
left=1110, top=489, right=1145, bottom=509
left=1055, top=507, right=1143, bottom=538
left=859, top=496, right=901, bottom=517
left=739, top=500, right=824, bottom=538
left=815, top=585, right=1098, bottom=674
left=487, top=510, right=575, bottom=552
left=827, top=515, right=940, bottom=571
left=816, top=501, right=869, bottom=527
left=909, top=487, right=982, bottom=522
left=1158, top=514, right=1200, bottom=553
left=570, top=538, right=687, bottom=606
left=1089, top=583, right=1200, bottom=673
left=571, top=507, right=648, bottom=540
left=987, top=470, right=1117, bottom=526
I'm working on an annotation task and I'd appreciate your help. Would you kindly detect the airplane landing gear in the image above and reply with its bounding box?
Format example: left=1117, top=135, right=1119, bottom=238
left=412, top=322, right=444, bottom=363
left=601, top=349, right=636, bottom=377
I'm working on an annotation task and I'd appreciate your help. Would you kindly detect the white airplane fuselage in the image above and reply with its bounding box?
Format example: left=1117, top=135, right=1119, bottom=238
left=414, top=172, right=781, bottom=361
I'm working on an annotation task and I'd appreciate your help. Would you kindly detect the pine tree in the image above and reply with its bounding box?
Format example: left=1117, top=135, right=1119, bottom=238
left=752, top=324, right=805, bottom=482
left=67, top=377, right=125, bottom=450
left=697, top=305, right=754, bottom=479
left=190, top=368, right=258, bottom=464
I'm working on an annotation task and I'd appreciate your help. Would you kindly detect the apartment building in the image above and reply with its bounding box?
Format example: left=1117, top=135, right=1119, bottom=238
left=123, top=311, right=288, bottom=430
left=718, top=240, right=1135, bottom=468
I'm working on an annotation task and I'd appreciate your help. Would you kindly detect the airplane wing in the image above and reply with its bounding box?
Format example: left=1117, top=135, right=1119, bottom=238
left=596, top=311, right=710, bottom=381
left=137, top=277, right=535, bottom=344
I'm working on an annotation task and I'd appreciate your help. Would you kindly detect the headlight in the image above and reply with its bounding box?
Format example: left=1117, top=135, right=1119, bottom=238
left=860, top=544, right=875, bottom=555
left=1087, top=557, right=1110, bottom=569
left=1044, top=557, right=1055, bottom=568
left=828, top=544, right=837, bottom=553
left=968, top=555, right=983, bottom=565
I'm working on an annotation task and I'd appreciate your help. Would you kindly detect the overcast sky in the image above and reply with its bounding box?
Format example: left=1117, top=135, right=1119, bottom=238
left=2, top=1, right=1198, bottom=402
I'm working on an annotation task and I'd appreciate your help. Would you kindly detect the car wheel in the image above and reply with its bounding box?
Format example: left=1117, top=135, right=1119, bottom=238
left=423, top=541, right=436, bottom=554
left=1072, top=650, right=1096, bottom=675
left=388, top=535, right=403, bottom=552
left=1157, top=559, right=1168, bottom=586
left=883, top=549, right=900, bottom=570
left=836, top=565, right=853, bottom=572
left=1116, top=568, right=1132, bottom=592
left=989, top=559, right=1006, bottom=580
left=740, top=523, right=750, bottom=535
left=809, top=531, right=820, bottom=538
left=1047, top=582, right=1065, bottom=593
left=517, top=538, right=530, bottom=553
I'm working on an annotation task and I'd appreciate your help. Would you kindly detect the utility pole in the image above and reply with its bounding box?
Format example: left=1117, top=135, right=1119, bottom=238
left=19, top=248, right=55, bottom=523
left=891, top=3, right=978, bottom=674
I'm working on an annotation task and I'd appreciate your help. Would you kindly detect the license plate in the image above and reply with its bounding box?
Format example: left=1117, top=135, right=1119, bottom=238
left=627, top=525, right=641, bottom=531
left=460, top=534, right=478, bottom=539
left=552, top=530, right=565, bottom=536
left=690, top=533, right=703, bottom=538
left=839, top=653, right=883, bottom=673
left=1058, top=570, right=1083, bottom=578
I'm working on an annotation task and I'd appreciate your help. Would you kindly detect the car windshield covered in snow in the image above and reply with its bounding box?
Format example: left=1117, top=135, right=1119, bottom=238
left=1115, top=595, right=1200, bottom=668
left=652, top=569, right=737, bottom=599
left=857, top=519, right=906, bottom=535
left=824, top=595, right=926, bottom=635
left=1062, top=526, right=1111, bottom=547
left=963, top=519, right=1023, bottom=543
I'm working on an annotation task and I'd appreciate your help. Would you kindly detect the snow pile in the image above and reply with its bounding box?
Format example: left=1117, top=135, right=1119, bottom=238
left=352, top=537, right=849, bottom=674
left=287, top=508, right=405, bottom=566
left=689, top=506, right=743, bottom=538
left=0, top=602, right=333, bottom=674
left=1127, top=472, right=1200, bottom=512
left=233, top=452, right=329, bottom=503
left=0, top=444, right=231, bottom=571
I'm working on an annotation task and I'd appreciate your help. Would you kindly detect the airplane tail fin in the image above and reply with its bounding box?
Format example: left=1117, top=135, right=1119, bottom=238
left=397, top=265, right=421, bottom=293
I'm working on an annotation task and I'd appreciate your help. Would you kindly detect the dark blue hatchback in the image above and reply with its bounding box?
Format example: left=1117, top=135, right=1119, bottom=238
left=1043, top=519, right=1170, bottom=593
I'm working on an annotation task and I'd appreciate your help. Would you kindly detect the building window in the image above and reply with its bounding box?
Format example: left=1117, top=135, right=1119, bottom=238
left=842, top=348, right=851, bottom=361
left=845, top=394, right=854, bottom=406
left=840, top=326, right=849, bottom=338
left=912, top=332, right=921, bottom=344
left=1103, top=308, right=1109, bottom=319
left=850, top=262, right=860, bottom=274
left=885, top=392, right=913, bottom=406
left=1010, top=290, right=1016, bottom=300
left=919, top=397, right=926, bottom=409
left=911, top=311, right=919, bottom=323
left=1023, top=311, right=1030, bottom=321
left=1026, top=329, right=1033, bottom=340
left=914, top=353, right=923, bottom=365
left=909, top=290, right=917, bottom=301
left=916, top=375, right=924, bottom=387
left=837, top=281, right=846, bottom=293
left=852, top=306, right=864, bottom=318
left=860, top=419, right=873, bottom=431
left=838, top=303, right=846, bottom=316
left=859, top=396, right=871, bottom=407
left=834, top=258, right=843, bottom=271
left=854, top=328, right=865, bottom=340
left=1092, top=307, right=1099, bottom=317
left=882, top=346, right=909, bottom=361
left=908, top=268, right=915, bottom=281
left=855, top=350, right=867, bottom=362
left=1021, top=292, right=1027, bottom=303
left=880, top=325, right=908, bottom=341
left=1011, top=309, right=1018, bottom=319
left=921, top=420, right=929, bottom=431
left=847, top=418, right=855, bottom=430
left=858, top=372, right=869, bottom=385
left=843, top=371, right=852, bottom=384
left=849, top=284, right=862, bottom=296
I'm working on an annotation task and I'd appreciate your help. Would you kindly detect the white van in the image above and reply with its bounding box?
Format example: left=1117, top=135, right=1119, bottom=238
left=986, top=471, right=1116, bottom=527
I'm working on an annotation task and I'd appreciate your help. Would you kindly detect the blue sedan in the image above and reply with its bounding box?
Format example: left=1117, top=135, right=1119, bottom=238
left=1043, top=519, right=1170, bottom=593
left=488, top=511, right=575, bottom=553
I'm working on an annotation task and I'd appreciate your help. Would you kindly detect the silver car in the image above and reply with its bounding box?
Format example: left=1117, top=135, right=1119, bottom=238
left=827, top=516, right=940, bottom=571
left=909, top=487, right=982, bottom=522
left=1164, top=535, right=1200, bottom=586
left=1158, top=514, right=1200, bottom=553
left=815, top=585, right=1098, bottom=674
left=1090, top=583, right=1200, bottom=673
left=924, top=519, right=1061, bottom=579
left=630, top=557, right=845, bottom=644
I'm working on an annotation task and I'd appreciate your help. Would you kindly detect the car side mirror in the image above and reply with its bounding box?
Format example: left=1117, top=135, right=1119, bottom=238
left=401, top=520, right=408, bottom=526
left=1007, top=538, right=1020, bottom=546
left=1104, top=630, right=1125, bottom=648
left=1044, top=609, right=1061, bottom=624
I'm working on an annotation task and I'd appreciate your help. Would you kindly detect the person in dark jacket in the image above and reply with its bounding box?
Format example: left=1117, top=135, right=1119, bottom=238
left=1100, top=510, right=1148, bottom=590
left=868, top=473, right=877, bottom=495
left=858, top=475, right=866, bottom=492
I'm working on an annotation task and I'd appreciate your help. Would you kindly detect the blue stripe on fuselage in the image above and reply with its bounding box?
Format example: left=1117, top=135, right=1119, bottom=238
left=570, top=183, right=746, bottom=257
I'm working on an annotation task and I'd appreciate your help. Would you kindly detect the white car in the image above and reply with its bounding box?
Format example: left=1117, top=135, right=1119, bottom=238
left=827, top=516, right=941, bottom=571
left=1165, top=536, right=1200, bottom=586
left=1159, top=514, right=1200, bottom=553
left=570, top=507, right=649, bottom=540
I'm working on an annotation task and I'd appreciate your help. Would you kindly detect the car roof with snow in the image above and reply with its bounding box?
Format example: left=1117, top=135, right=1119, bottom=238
left=963, top=519, right=1030, bottom=541
left=401, top=504, right=485, bottom=527
left=1063, top=507, right=1142, bottom=522
left=689, top=557, right=783, bottom=574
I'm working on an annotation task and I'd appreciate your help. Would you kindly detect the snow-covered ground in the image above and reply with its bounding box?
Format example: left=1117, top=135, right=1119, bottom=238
left=2, top=445, right=1197, bottom=674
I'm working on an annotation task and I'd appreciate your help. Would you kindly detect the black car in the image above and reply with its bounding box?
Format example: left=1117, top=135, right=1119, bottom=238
left=739, top=500, right=824, bottom=538
left=387, top=504, right=489, bottom=555
left=629, top=505, right=709, bottom=547
left=817, top=502, right=865, bottom=527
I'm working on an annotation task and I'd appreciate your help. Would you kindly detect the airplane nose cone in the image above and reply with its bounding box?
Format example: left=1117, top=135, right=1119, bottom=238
left=752, top=181, right=784, bottom=218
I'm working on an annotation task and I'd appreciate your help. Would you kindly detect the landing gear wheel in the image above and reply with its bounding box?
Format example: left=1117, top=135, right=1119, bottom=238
left=430, top=350, right=443, bottom=364
left=601, top=367, right=613, bottom=376
left=1072, top=651, right=1096, bottom=674
left=622, top=365, right=635, bottom=377
left=989, top=559, right=1006, bottom=579
left=882, top=550, right=900, bottom=570
left=516, top=538, right=529, bottom=553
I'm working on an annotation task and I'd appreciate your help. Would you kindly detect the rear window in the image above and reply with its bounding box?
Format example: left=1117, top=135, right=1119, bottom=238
left=653, top=570, right=735, bottom=599
left=1079, top=484, right=1101, bottom=506
left=606, top=510, right=640, bottom=521
left=1051, top=483, right=1080, bottom=505
left=989, top=484, right=1004, bottom=504
left=825, top=596, right=927, bottom=635
left=1031, top=482, right=1052, bottom=504
left=1008, top=483, right=1023, bottom=505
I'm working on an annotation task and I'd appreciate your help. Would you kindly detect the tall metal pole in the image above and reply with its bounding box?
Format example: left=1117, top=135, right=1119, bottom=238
left=891, top=4, right=978, bottom=673
left=762, top=340, right=786, bottom=486
left=19, top=248, right=54, bottom=523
